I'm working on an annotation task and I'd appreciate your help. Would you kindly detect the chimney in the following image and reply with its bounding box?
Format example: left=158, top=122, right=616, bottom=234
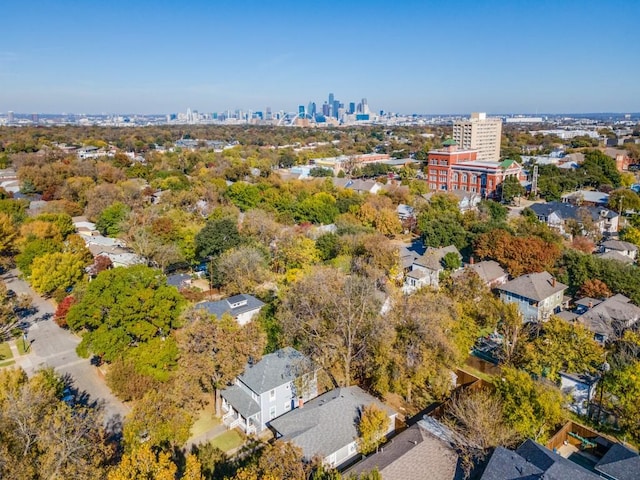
left=552, top=277, right=556, bottom=287
left=470, top=256, right=475, bottom=265
left=298, top=397, right=304, bottom=409
left=588, top=302, right=593, bottom=309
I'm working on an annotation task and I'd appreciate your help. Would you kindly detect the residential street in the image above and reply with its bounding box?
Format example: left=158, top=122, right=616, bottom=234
left=1, top=268, right=129, bottom=428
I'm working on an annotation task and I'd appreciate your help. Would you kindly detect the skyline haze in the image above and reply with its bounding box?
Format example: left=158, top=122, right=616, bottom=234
left=2, top=0, right=639, bottom=115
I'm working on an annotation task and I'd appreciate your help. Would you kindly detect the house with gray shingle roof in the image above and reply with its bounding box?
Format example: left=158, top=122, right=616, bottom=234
left=403, top=245, right=461, bottom=293
left=196, top=294, right=265, bottom=326
left=595, top=443, right=640, bottom=480
left=597, top=250, right=635, bottom=265
left=345, top=417, right=460, bottom=480
left=269, top=386, right=397, bottom=469
left=481, top=439, right=600, bottom=479
left=497, top=271, right=567, bottom=322
left=454, top=260, right=508, bottom=288
left=220, top=347, right=318, bottom=435
left=575, top=294, right=640, bottom=343
left=529, top=201, right=619, bottom=238
left=600, top=240, right=638, bottom=261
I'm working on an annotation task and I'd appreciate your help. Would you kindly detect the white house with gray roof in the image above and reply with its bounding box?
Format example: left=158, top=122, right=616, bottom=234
left=497, top=271, right=567, bottom=322
left=575, top=294, right=640, bottom=344
left=269, top=386, right=397, bottom=469
left=601, top=240, right=638, bottom=261
left=403, top=245, right=461, bottom=293
left=220, top=347, right=318, bottom=435
left=196, top=294, right=265, bottom=326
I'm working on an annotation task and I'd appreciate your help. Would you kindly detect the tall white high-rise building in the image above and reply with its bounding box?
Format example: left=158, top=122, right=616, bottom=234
left=453, top=112, right=502, bottom=161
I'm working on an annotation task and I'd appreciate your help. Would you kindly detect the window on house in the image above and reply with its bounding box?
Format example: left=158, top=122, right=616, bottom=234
left=269, top=405, right=277, bottom=419
left=284, top=401, right=291, bottom=411
left=462, top=174, right=468, bottom=182
left=270, top=389, right=276, bottom=401
left=348, top=443, right=357, bottom=455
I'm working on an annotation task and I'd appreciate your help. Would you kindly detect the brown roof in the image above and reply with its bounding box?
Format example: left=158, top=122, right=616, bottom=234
left=346, top=418, right=459, bottom=480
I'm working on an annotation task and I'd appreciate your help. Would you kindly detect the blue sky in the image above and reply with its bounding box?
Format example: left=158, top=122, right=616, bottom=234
left=1, top=0, right=639, bottom=114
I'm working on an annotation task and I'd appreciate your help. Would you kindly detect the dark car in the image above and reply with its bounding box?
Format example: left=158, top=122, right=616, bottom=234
left=6, top=289, right=16, bottom=299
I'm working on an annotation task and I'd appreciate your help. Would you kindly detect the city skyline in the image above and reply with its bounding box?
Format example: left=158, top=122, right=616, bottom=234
left=2, top=0, right=639, bottom=114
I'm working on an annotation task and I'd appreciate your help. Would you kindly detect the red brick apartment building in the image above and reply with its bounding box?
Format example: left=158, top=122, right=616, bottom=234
left=427, top=140, right=524, bottom=198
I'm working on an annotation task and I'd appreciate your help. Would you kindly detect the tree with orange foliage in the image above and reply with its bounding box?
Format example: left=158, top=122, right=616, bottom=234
left=571, top=236, right=595, bottom=254
left=473, top=229, right=561, bottom=277
left=577, top=279, right=612, bottom=299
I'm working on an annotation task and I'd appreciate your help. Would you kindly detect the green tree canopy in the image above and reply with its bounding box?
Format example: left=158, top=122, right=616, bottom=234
left=96, top=201, right=130, bottom=237
left=493, top=366, right=565, bottom=442
left=66, top=266, right=185, bottom=374
left=195, top=216, right=243, bottom=260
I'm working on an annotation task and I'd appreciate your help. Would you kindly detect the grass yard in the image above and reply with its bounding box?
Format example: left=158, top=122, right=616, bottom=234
left=0, top=342, right=15, bottom=367
left=209, top=429, right=245, bottom=452
left=190, top=404, right=221, bottom=438
left=16, top=338, right=30, bottom=355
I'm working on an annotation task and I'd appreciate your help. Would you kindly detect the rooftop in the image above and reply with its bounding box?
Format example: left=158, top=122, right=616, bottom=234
left=239, top=347, right=313, bottom=395
left=498, top=271, right=567, bottom=302
left=196, top=294, right=265, bottom=319
left=346, top=417, right=460, bottom=480
left=269, top=386, right=396, bottom=461
left=481, top=439, right=600, bottom=479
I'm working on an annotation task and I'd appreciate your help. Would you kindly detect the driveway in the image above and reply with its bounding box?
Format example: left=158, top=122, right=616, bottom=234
left=2, top=269, right=129, bottom=429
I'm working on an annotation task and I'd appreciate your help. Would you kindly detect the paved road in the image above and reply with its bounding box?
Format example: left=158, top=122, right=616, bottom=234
left=2, top=269, right=129, bottom=429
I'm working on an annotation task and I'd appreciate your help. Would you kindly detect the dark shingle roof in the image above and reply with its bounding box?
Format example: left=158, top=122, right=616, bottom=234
left=166, top=273, right=191, bottom=288
left=498, top=272, right=567, bottom=302
left=595, top=443, right=640, bottom=480
left=481, top=439, right=601, bottom=479
left=269, top=386, right=396, bottom=461
left=530, top=201, right=617, bottom=221
left=239, top=347, right=312, bottom=395
left=220, top=385, right=260, bottom=418
left=196, top=294, right=265, bottom=319
left=480, top=446, right=543, bottom=479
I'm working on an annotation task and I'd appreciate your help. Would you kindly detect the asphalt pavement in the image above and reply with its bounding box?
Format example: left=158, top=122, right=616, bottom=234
left=1, top=269, right=129, bottom=429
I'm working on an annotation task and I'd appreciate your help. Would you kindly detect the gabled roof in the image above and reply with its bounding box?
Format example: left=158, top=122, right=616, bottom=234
left=346, top=418, right=458, bottom=480
left=414, top=245, right=460, bottom=271
left=463, top=261, right=507, bottom=285
left=530, top=201, right=617, bottom=222
left=481, top=439, right=600, bottom=479
left=196, top=294, right=265, bottom=319
left=595, top=443, right=640, bottom=480
left=577, top=294, right=640, bottom=339
left=269, top=386, right=396, bottom=461
left=238, top=347, right=313, bottom=395
left=166, top=273, right=191, bottom=288
left=597, top=251, right=635, bottom=265
left=399, top=246, right=421, bottom=270
left=220, top=385, right=260, bottom=418
left=602, top=240, right=638, bottom=253
left=498, top=272, right=567, bottom=302
left=575, top=297, right=603, bottom=308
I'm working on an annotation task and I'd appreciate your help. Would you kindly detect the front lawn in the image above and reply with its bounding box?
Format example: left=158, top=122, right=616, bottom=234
left=0, top=342, right=15, bottom=367
left=209, top=430, right=245, bottom=452
left=190, top=404, right=221, bottom=438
